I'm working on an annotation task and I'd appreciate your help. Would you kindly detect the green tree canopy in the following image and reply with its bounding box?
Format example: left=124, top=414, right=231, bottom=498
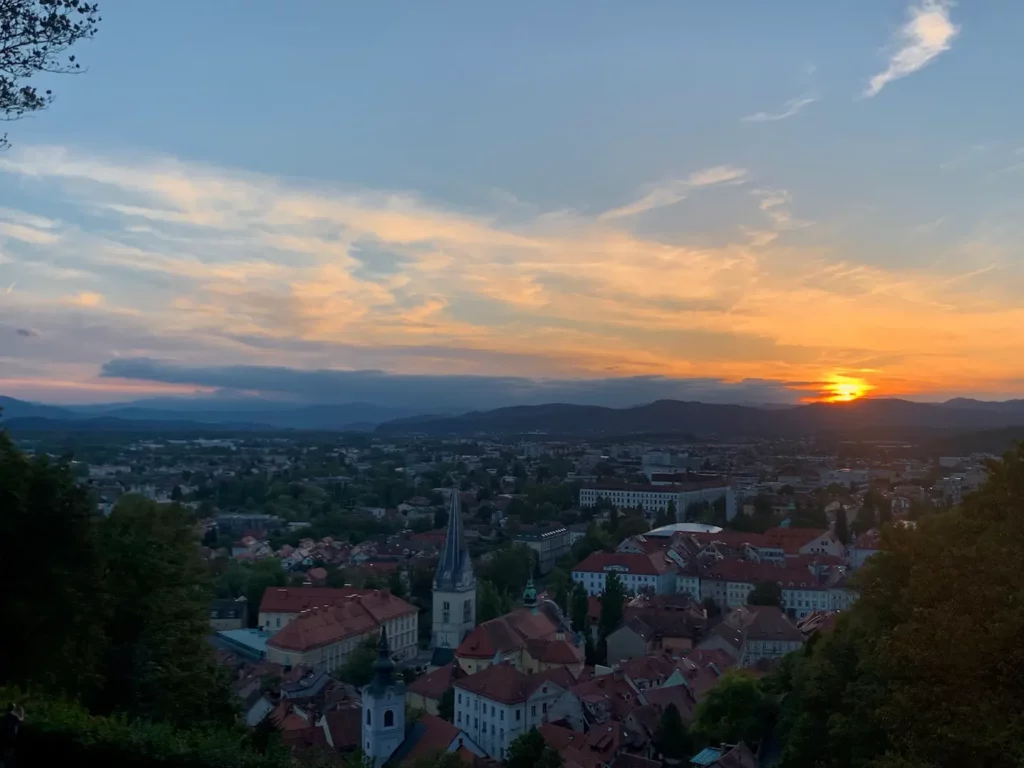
left=656, top=702, right=692, bottom=761
left=693, top=670, right=775, bottom=748
left=507, top=727, right=547, bottom=768
left=339, top=637, right=379, bottom=687
left=746, top=581, right=782, bottom=607
left=774, top=443, right=1024, bottom=768
left=834, top=506, right=850, bottom=545
left=598, top=571, right=626, bottom=639
left=570, top=582, right=590, bottom=634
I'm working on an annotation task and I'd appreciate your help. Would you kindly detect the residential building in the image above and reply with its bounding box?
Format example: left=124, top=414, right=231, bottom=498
left=849, top=528, right=882, bottom=569
left=697, top=605, right=803, bottom=666
left=580, top=481, right=736, bottom=521
left=263, top=589, right=418, bottom=668
left=210, top=597, right=247, bottom=631
left=433, top=490, right=477, bottom=649
left=572, top=551, right=677, bottom=596
left=516, top=523, right=572, bottom=575
left=407, top=662, right=463, bottom=716
left=455, top=585, right=583, bottom=676
left=454, top=663, right=576, bottom=761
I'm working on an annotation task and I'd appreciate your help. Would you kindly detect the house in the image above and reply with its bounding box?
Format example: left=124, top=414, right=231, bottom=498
left=572, top=552, right=677, bottom=597
left=264, top=590, right=418, bottom=669
left=210, top=597, right=248, bottom=631
left=849, top=528, right=882, bottom=569
left=407, top=661, right=464, bottom=716
left=547, top=669, right=642, bottom=732
left=697, top=606, right=803, bottom=667
left=259, top=587, right=418, bottom=660
left=517, top=524, right=572, bottom=575
left=453, top=663, right=576, bottom=761
left=455, top=589, right=583, bottom=677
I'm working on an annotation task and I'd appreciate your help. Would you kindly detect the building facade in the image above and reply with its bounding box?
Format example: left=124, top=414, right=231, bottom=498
left=516, top=524, right=571, bottom=575
left=572, top=551, right=676, bottom=596
left=580, top=482, right=736, bottom=521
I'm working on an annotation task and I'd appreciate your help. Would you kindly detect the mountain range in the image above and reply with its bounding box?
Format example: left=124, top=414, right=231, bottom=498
left=4, top=394, right=1024, bottom=437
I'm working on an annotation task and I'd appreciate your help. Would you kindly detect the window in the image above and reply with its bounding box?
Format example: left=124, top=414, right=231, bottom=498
left=366, top=710, right=371, bottom=725
left=458, top=693, right=462, bottom=703
left=491, top=705, right=495, bottom=716
left=457, top=713, right=461, bottom=723
left=474, top=718, right=478, bottom=728
left=491, top=724, right=495, bottom=735
left=516, top=709, right=521, bottom=721
left=531, top=705, right=536, bottom=717
left=464, top=599, right=472, bottom=622
left=500, top=710, right=504, bottom=721
left=384, top=710, right=394, bottom=728
left=542, top=703, right=548, bottom=713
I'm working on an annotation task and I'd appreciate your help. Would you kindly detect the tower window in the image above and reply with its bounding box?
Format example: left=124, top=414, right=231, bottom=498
left=384, top=709, right=394, bottom=728
left=463, top=599, right=472, bottom=622
left=366, top=710, right=371, bottom=725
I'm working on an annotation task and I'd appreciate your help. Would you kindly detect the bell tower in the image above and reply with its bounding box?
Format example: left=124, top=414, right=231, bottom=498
left=432, top=489, right=477, bottom=648
left=361, top=627, right=406, bottom=767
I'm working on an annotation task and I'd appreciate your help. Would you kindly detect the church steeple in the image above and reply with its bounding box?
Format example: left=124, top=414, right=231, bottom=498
left=431, top=489, right=477, bottom=649
left=523, top=578, right=538, bottom=613
left=434, top=489, right=474, bottom=592
left=362, top=626, right=405, bottom=768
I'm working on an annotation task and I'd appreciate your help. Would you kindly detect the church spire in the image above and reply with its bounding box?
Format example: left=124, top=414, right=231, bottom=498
left=370, top=625, right=395, bottom=690
left=434, top=489, right=474, bottom=591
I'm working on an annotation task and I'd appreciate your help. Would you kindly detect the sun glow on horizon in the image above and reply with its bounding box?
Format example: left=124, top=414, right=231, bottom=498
left=802, top=374, right=875, bottom=404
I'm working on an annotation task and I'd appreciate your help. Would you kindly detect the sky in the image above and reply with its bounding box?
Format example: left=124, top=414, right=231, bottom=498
left=2, top=0, right=1024, bottom=408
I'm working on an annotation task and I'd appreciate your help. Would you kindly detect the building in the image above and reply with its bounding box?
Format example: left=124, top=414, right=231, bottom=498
left=433, top=490, right=477, bottom=649
left=263, top=589, right=418, bottom=668
left=454, top=663, right=576, bottom=761
left=697, top=605, right=803, bottom=666
left=455, top=585, right=583, bottom=676
left=407, top=662, right=463, bottom=716
left=572, top=551, right=677, bottom=596
left=849, top=529, right=881, bottom=569
left=361, top=628, right=406, bottom=768
left=516, top=523, right=572, bottom=575
left=210, top=597, right=247, bottom=631
left=580, top=481, right=736, bottom=521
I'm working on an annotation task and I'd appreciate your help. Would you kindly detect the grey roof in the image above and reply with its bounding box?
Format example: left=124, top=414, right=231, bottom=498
left=433, top=490, right=475, bottom=592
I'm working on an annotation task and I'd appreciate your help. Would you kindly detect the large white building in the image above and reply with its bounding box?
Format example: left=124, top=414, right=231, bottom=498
left=572, top=551, right=677, bottom=596
left=579, top=481, right=736, bottom=521
left=453, top=664, right=575, bottom=761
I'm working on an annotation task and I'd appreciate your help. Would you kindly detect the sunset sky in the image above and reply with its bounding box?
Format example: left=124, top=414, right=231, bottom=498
left=2, top=0, right=1024, bottom=407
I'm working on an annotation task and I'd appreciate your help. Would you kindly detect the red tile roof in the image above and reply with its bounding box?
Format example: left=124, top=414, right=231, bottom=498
left=455, top=664, right=575, bottom=705
left=260, top=587, right=416, bottom=623
left=573, top=551, right=673, bottom=576
left=408, top=662, right=462, bottom=700
left=456, top=606, right=567, bottom=659
left=402, top=714, right=462, bottom=763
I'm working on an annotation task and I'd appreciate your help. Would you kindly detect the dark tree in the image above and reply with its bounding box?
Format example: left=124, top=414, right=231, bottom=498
left=570, top=581, right=590, bottom=634
left=438, top=687, right=454, bottom=721
left=834, top=506, right=850, bottom=546
left=598, top=571, right=625, bottom=640
left=0, top=0, right=103, bottom=148
left=507, top=727, right=546, bottom=768
left=339, top=637, right=378, bottom=687
left=747, top=581, right=783, bottom=608
left=656, top=703, right=692, bottom=761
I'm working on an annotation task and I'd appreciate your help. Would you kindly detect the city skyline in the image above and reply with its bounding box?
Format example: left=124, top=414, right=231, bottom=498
left=4, top=1, right=1024, bottom=405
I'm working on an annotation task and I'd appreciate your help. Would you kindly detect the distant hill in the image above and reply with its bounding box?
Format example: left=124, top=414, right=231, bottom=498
left=0, top=396, right=79, bottom=421
left=0, top=416, right=279, bottom=434
left=374, top=397, right=1024, bottom=438
left=1, top=396, right=414, bottom=431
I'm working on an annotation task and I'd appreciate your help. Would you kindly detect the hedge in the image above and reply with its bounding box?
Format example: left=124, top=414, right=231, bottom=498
left=0, top=687, right=293, bottom=768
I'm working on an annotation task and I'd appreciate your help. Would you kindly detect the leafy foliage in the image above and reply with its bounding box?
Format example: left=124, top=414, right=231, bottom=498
left=570, top=581, right=590, bottom=634
left=339, top=636, right=379, bottom=687
left=0, top=686, right=290, bottom=768
left=773, top=443, right=1024, bottom=768
left=438, top=687, right=454, bottom=721
left=598, top=571, right=625, bottom=640
left=692, top=670, right=775, bottom=748
left=746, top=580, right=783, bottom=607
left=656, top=702, right=692, bottom=761
left=0, top=0, right=102, bottom=148
left=507, top=727, right=561, bottom=768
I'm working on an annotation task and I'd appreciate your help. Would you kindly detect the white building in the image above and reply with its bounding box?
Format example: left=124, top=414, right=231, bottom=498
left=579, top=482, right=736, bottom=521
left=454, top=664, right=575, bottom=761
left=572, top=551, right=676, bottom=596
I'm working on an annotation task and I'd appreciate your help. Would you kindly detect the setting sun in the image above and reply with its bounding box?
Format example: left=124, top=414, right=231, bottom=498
left=815, top=375, right=874, bottom=403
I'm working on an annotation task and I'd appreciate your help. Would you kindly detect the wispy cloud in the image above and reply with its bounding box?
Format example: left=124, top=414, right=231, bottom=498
left=599, top=165, right=748, bottom=219
left=742, top=96, right=817, bottom=123
left=865, top=0, right=959, bottom=98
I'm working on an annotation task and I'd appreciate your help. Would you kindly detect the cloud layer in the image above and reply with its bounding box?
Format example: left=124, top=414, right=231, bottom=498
left=0, top=142, right=1022, bottom=405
